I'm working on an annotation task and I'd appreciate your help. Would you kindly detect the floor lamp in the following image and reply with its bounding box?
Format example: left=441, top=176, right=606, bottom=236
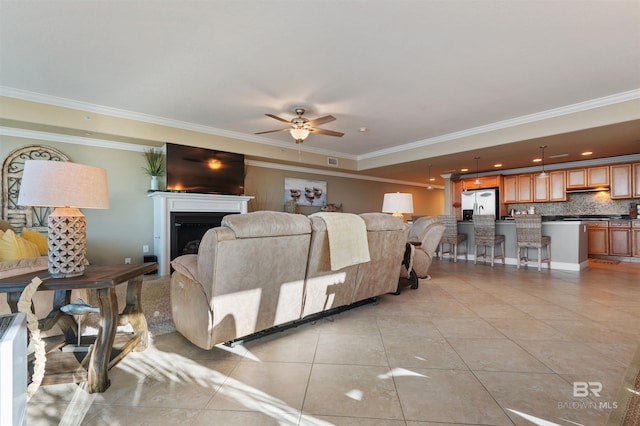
left=18, top=160, right=109, bottom=278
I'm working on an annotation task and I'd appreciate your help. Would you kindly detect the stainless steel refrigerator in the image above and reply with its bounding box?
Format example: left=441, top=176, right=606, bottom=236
left=461, top=188, right=498, bottom=220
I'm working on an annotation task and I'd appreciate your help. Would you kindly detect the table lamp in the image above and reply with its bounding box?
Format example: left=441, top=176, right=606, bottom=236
left=17, top=160, right=109, bottom=278
left=382, top=192, right=414, bottom=219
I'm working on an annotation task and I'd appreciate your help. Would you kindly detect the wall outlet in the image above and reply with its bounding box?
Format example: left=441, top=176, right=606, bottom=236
left=124, top=257, right=131, bottom=264
left=143, top=245, right=149, bottom=253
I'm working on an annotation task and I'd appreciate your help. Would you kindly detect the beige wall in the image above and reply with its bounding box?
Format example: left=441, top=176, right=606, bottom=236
left=1, top=136, right=444, bottom=265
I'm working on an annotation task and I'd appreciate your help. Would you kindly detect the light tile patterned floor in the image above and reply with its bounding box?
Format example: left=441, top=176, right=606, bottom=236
left=26, top=259, right=640, bottom=425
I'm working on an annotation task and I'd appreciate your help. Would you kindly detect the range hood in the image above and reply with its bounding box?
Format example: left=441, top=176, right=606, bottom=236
left=565, top=187, right=610, bottom=193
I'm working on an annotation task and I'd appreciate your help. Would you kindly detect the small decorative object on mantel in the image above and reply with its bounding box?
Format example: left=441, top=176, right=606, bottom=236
left=321, top=203, right=343, bottom=212
left=142, top=147, right=165, bottom=191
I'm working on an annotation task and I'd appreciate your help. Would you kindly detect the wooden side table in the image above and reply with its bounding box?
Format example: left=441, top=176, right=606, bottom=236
left=0, top=263, right=157, bottom=393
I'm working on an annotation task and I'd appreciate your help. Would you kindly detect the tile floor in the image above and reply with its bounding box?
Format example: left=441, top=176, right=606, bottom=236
left=26, top=259, right=640, bottom=425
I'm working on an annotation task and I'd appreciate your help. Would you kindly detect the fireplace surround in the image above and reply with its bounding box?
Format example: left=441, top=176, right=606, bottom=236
left=149, top=192, right=253, bottom=275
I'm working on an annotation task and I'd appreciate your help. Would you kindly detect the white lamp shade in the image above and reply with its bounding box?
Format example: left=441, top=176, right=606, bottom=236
left=18, top=160, right=110, bottom=209
left=289, top=128, right=310, bottom=141
left=382, top=192, right=414, bottom=214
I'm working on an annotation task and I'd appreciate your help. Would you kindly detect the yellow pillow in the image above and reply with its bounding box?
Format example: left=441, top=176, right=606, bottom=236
left=21, top=228, right=48, bottom=255
left=0, top=229, right=41, bottom=262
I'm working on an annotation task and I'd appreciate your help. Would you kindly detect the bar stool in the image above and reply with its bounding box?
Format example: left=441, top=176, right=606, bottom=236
left=437, top=215, right=467, bottom=262
left=515, top=214, right=551, bottom=271
left=473, top=214, right=505, bottom=266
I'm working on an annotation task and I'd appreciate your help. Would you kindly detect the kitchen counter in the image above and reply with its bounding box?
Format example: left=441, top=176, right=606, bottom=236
left=457, top=220, right=588, bottom=271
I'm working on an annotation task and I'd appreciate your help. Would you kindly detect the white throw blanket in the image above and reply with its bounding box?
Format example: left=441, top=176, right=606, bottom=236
left=311, top=212, right=370, bottom=271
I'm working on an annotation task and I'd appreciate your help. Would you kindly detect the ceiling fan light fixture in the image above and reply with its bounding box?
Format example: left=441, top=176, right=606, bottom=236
left=290, top=128, right=310, bottom=143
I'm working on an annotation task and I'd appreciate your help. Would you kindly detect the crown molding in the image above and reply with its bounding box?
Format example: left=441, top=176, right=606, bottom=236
left=0, top=126, right=149, bottom=152
left=358, top=89, right=640, bottom=160
left=0, top=125, right=434, bottom=187
left=246, top=160, right=437, bottom=188
left=0, top=86, right=358, bottom=161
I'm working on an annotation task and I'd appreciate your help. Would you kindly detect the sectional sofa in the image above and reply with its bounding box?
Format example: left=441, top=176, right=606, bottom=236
left=169, top=211, right=409, bottom=349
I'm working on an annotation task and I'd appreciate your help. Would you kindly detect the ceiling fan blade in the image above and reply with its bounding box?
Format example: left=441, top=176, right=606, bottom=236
left=255, top=128, right=289, bottom=135
left=265, top=114, right=292, bottom=124
left=309, top=128, right=344, bottom=137
left=307, top=115, right=336, bottom=127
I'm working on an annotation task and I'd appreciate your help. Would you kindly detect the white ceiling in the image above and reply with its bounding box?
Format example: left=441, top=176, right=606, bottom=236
left=1, top=1, right=639, bottom=185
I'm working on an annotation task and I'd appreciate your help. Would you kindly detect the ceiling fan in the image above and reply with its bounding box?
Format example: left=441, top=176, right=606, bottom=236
left=255, top=108, right=344, bottom=144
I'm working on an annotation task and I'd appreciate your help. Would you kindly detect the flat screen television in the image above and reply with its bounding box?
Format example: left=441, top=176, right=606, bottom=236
left=165, top=143, right=245, bottom=195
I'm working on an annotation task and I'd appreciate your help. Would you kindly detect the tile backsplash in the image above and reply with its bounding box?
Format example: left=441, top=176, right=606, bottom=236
left=508, top=192, right=639, bottom=216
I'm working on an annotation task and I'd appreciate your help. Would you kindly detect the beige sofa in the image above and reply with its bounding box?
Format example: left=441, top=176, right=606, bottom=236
left=170, top=211, right=408, bottom=349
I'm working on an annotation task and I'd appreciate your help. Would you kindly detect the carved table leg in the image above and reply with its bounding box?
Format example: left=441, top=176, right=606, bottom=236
left=118, top=274, right=148, bottom=351
left=7, top=290, right=78, bottom=343
left=87, top=287, right=117, bottom=393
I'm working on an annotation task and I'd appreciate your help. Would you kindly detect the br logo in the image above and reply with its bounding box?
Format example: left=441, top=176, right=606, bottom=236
left=573, top=381, right=602, bottom=397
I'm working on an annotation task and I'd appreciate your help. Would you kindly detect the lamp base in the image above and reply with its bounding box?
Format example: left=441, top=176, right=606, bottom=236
left=48, top=207, right=87, bottom=278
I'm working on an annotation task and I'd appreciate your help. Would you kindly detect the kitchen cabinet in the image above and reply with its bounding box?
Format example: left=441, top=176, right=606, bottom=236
left=587, top=166, right=609, bottom=187
left=610, top=164, right=632, bottom=199
left=567, top=166, right=610, bottom=189
left=633, top=221, right=640, bottom=257
left=533, top=173, right=549, bottom=202
left=567, top=169, right=586, bottom=189
left=633, top=163, right=640, bottom=198
left=609, top=221, right=631, bottom=256
left=549, top=170, right=566, bottom=201
left=587, top=222, right=609, bottom=255
left=503, top=175, right=517, bottom=203
left=461, top=175, right=500, bottom=190
left=517, top=174, right=533, bottom=203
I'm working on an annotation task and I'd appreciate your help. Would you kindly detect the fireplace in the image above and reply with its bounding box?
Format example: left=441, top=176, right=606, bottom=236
left=149, top=192, right=253, bottom=275
left=170, top=212, right=228, bottom=259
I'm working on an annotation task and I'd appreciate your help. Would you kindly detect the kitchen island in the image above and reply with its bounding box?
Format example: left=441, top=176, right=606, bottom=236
left=457, top=220, right=589, bottom=271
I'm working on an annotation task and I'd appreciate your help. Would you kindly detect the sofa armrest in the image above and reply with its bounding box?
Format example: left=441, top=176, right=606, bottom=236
left=170, top=254, right=198, bottom=282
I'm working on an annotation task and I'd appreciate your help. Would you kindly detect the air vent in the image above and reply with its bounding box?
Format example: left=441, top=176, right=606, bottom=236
left=327, top=157, right=339, bottom=167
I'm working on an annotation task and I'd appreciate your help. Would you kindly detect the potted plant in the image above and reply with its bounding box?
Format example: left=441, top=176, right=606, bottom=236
left=142, top=148, right=165, bottom=191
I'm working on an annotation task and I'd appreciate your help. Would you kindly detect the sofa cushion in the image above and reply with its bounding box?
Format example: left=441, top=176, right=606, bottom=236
left=21, top=228, right=48, bottom=255
left=0, top=229, right=41, bottom=262
left=222, top=211, right=311, bottom=238
left=359, top=213, right=404, bottom=231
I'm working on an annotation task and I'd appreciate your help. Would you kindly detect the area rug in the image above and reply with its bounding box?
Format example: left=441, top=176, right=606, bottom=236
left=84, top=274, right=175, bottom=336
left=607, top=343, right=640, bottom=425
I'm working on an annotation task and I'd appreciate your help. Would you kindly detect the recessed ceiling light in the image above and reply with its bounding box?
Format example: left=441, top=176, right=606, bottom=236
left=533, top=158, right=542, bottom=163
left=582, top=151, right=593, bottom=156
left=359, top=127, right=367, bottom=132
left=460, top=168, right=469, bottom=172
left=494, top=164, right=502, bottom=168
left=429, top=177, right=435, bottom=182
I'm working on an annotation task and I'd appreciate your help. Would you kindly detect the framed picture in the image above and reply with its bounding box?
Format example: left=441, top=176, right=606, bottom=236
left=284, top=177, right=327, bottom=206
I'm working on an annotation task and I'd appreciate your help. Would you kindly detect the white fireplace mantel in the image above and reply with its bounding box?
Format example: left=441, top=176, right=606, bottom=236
left=149, top=192, right=253, bottom=275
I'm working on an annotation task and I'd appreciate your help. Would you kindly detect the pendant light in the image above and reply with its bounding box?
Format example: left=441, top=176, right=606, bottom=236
left=474, top=156, right=481, bottom=185
left=427, top=164, right=433, bottom=190
left=539, top=145, right=548, bottom=178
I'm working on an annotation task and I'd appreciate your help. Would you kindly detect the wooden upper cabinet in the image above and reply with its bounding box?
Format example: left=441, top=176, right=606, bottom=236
left=517, top=174, right=533, bottom=203
left=567, top=169, right=587, bottom=189
left=611, top=164, right=632, bottom=199
left=549, top=170, right=566, bottom=201
left=633, top=163, right=640, bottom=198
left=587, top=166, right=609, bottom=187
left=533, top=173, right=549, bottom=202
left=503, top=175, right=517, bottom=203
left=462, top=175, right=500, bottom=190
